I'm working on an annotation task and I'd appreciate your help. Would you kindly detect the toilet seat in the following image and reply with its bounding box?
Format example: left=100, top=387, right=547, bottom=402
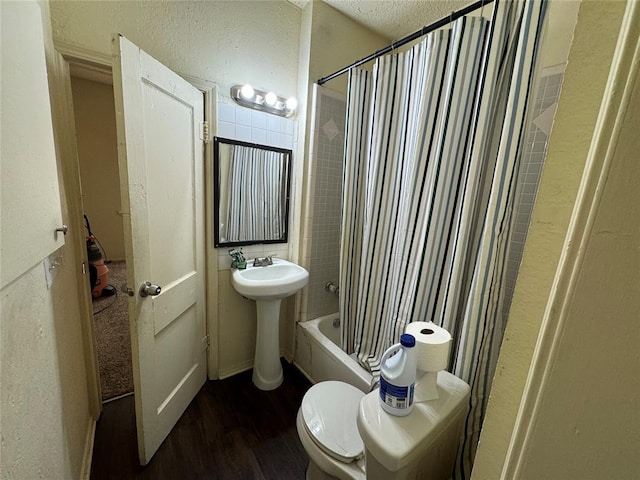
left=301, top=381, right=365, bottom=463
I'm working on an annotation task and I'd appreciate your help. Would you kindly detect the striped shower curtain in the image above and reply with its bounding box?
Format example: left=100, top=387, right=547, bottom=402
left=341, top=14, right=490, bottom=374
left=226, top=145, right=286, bottom=242
left=339, top=1, right=546, bottom=478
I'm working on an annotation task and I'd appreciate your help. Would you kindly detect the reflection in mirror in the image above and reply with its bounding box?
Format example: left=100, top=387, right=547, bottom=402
left=214, top=137, right=291, bottom=247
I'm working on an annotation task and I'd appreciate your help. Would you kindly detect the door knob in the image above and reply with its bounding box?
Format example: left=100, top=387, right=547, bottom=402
left=139, top=281, right=162, bottom=297
left=55, top=225, right=68, bottom=235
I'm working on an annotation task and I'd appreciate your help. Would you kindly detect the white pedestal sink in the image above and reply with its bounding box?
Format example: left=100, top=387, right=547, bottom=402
left=231, top=258, right=309, bottom=390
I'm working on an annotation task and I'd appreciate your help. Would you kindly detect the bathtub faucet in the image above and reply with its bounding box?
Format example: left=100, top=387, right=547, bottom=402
left=325, top=281, right=339, bottom=296
left=253, top=256, right=274, bottom=267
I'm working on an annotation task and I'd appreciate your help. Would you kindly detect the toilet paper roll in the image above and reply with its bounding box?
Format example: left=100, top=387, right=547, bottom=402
left=405, top=322, right=451, bottom=372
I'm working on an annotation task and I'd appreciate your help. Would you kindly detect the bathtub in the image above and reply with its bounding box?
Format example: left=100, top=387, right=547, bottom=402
left=294, top=314, right=372, bottom=393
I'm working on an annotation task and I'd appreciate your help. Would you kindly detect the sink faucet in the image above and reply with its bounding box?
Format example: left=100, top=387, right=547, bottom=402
left=253, top=256, right=274, bottom=267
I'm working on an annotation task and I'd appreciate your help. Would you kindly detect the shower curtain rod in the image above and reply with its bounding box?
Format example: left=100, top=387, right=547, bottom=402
left=317, top=0, right=495, bottom=85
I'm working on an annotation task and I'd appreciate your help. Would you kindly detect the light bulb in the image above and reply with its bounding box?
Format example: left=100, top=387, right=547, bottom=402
left=285, top=96, right=298, bottom=111
left=265, top=91, right=278, bottom=106
left=240, top=84, right=255, bottom=100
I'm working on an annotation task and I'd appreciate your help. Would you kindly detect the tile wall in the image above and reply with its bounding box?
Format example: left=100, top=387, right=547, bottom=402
left=501, top=67, right=565, bottom=322
left=300, top=86, right=346, bottom=321
left=216, top=102, right=297, bottom=269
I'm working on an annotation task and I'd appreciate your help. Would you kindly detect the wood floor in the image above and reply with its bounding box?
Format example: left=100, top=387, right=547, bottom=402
left=91, top=361, right=312, bottom=479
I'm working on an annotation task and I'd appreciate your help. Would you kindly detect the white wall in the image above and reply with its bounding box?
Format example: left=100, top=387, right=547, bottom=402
left=512, top=3, right=640, bottom=476
left=1, top=255, right=91, bottom=479
left=297, top=1, right=388, bottom=322
left=519, top=62, right=640, bottom=477
left=0, top=0, right=64, bottom=288
left=538, top=0, right=581, bottom=68
left=71, top=77, right=125, bottom=261
left=50, top=1, right=301, bottom=103
left=1, top=1, right=93, bottom=478
left=306, top=1, right=390, bottom=96
left=472, top=1, right=628, bottom=477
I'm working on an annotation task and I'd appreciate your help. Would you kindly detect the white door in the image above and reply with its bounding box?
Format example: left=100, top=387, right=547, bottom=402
left=1, top=0, right=65, bottom=289
left=111, top=35, right=207, bottom=465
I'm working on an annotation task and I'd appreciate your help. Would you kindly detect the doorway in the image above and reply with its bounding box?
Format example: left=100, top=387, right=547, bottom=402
left=60, top=43, right=219, bottom=463
left=70, top=75, right=134, bottom=402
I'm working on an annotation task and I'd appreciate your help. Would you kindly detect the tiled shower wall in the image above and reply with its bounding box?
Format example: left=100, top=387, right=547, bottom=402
left=300, top=86, right=346, bottom=321
left=501, top=67, right=565, bottom=320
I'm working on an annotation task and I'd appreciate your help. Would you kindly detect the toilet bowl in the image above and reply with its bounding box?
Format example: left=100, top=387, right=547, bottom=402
left=297, top=372, right=470, bottom=480
left=296, top=381, right=366, bottom=479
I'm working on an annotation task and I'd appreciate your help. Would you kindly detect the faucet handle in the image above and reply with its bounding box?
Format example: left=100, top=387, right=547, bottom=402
left=252, top=254, right=278, bottom=267
left=266, top=254, right=278, bottom=265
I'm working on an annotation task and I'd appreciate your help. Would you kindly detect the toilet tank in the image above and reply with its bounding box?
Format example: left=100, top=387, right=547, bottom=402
left=357, top=371, right=470, bottom=480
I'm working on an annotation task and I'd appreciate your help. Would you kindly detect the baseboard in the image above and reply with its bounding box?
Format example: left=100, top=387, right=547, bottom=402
left=292, top=361, right=316, bottom=385
left=282, top=349, right=294, bottom=364
left=218, top=359, right=254, bottom=380
left=102, top=391, right=134, bottom=405
left=218, top=353, right=295, bottom=380
left=80, top=417, right=96, bottom=480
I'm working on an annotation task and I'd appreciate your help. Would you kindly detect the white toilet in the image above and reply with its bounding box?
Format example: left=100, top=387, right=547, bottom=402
left=296, top=372, right=470, bottom=480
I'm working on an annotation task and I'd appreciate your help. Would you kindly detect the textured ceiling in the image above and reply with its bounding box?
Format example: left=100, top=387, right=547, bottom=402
left=300, top=0, right=475, bottom=41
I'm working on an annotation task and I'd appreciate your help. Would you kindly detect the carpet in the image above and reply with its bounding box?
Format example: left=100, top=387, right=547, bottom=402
left=92, top=261, right=134, bottom=401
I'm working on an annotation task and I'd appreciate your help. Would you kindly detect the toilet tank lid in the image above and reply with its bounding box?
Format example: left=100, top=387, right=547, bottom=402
left=357, top=371, right=470, bottom=472
left=301, top=381, right=365, bottom=462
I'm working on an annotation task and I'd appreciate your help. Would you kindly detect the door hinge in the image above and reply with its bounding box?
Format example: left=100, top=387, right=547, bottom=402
left=199, top=121, right=210, bottom=143
left=201, top=334, right=210, bottom=351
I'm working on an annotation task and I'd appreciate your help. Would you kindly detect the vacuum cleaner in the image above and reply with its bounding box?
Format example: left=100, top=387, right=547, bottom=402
left=84, top=215, right=115, bottom=298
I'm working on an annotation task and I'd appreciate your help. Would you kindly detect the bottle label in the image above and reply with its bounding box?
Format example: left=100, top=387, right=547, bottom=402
left=380, top=377, right=414, bottom=410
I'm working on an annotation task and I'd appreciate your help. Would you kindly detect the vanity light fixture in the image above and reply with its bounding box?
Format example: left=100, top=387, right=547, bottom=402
left=264, top=91, right=278, bottom=107
left=240, top=84, right=255, bottom=100
left=285, top=96, right=298, bottom=111
left=230, top=84, right=297, bottom=118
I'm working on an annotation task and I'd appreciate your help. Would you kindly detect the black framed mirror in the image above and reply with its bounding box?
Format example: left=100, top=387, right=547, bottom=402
left=213, top=137, right=292, bottom=247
